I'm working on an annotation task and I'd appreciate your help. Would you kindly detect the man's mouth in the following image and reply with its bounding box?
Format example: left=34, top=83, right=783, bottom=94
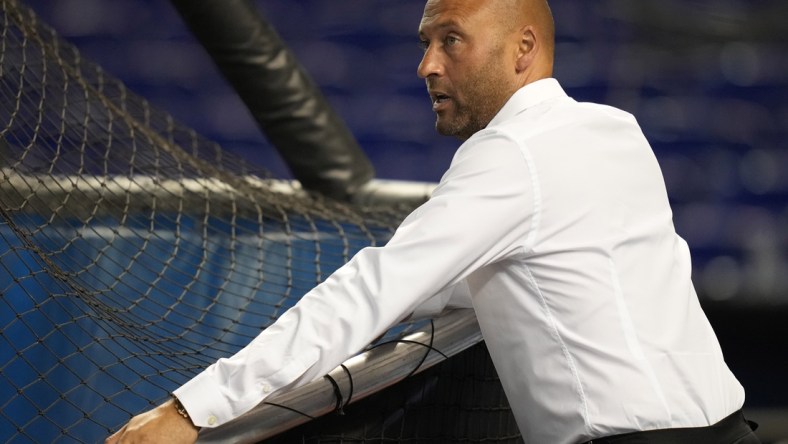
left=431, top=92, right=451, bottom=111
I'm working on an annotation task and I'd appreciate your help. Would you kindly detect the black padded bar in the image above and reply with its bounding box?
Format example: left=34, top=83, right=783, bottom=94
left=170, top=0, right=375, bottom=201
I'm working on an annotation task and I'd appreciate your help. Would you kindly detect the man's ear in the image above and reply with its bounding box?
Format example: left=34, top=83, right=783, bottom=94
left=515, top=25, right=538, bottom=72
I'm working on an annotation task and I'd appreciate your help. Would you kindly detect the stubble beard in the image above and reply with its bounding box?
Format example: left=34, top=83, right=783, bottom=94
left=435, top=54, right=514, bottom=141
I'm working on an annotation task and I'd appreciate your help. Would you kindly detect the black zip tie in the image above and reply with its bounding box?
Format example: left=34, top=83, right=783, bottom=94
left=263, top=321, right=441, bottom=420
left=340, top=363, right=354, bottom=409
left=323, top=373, right=345, bottom=415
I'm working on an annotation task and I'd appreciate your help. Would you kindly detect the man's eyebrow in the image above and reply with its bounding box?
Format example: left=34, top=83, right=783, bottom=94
left=418, top=19, right=464, bottom=37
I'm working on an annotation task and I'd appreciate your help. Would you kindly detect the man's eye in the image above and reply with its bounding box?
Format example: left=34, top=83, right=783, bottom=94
left=418, top=40, right=429, bottom=51
left=445, top=36, right=459, bottom=46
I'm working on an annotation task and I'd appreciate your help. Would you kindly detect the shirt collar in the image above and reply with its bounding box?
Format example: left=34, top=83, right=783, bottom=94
left=487, top=78, right=568, bottom=127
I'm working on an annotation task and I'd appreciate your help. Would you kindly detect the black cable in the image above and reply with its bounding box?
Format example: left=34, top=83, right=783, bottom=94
left=261, top=320, right=445, bottom=421
left=374, top=339, right=449, bottom=360
left=404, top=320, right=437, bottom=379
left=262, top=401, right=315, bottom=420
left=369, top=321, right=447, bottom=359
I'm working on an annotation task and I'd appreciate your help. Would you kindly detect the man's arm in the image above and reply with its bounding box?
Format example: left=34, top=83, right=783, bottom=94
left=106, top=131, right=534, bottom=442
left=408, top=279, right=472, bottom=321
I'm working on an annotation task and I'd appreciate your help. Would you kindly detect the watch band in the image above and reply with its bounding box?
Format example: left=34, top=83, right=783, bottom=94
left=172, top=395, right=191, bottom=420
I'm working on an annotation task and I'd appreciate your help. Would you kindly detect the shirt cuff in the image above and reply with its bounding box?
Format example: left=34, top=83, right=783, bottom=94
left=173, top=367, right=238, bottom=428
left=173, top=346, right=321, bottom=429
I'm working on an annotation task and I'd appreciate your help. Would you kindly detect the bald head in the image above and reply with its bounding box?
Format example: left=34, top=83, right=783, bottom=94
left=421, top=0, right=555, bottom=78
left=417, top=0, right=556, bottom=139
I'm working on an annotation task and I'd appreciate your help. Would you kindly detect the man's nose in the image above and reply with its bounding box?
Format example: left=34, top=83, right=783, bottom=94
left=417, top=47, right=443, bottom=79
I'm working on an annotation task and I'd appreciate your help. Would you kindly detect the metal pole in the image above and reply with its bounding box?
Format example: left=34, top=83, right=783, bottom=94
left=197, top=309, right=482, bottom=444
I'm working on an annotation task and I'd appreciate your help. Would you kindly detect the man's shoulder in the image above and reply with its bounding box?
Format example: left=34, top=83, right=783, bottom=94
left=574, top=100, right=638, bottom=124
left=488, top=97, right=641, bottom=143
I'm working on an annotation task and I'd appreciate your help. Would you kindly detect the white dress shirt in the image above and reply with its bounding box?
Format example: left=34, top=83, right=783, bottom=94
left=175, top=78, right=745, bottom=443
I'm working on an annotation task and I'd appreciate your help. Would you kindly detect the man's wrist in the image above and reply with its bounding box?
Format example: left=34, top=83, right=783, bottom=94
left=171, top=396, right=201, bottom=431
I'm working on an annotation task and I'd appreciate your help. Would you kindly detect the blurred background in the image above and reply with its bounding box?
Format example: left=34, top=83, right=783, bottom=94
left=24, top=0, right=788, bottom=439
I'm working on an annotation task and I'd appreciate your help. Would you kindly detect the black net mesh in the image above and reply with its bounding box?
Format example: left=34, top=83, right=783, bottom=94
left=265, top=342, right=522, bottom=444
left=0, top=1, right=520, bottom=442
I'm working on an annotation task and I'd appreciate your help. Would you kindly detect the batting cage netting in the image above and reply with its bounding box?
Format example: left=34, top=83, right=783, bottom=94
left=0, top=0, right=520, bottom=442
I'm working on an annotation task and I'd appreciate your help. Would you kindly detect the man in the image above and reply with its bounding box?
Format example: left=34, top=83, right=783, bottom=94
left=107, top=0, right=759, bottom=443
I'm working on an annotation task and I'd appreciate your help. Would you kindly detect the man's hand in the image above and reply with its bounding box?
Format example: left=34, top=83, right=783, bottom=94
left=105, top=399, right=200, bottom=444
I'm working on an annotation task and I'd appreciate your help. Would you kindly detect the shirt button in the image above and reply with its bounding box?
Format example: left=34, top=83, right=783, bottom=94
left=207, top=415, right=217, bottom=426
left=261, top=383, right=271, bottom=394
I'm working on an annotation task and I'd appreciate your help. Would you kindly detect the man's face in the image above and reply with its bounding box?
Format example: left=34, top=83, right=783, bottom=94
left=417, top=0, right=517, bottom=140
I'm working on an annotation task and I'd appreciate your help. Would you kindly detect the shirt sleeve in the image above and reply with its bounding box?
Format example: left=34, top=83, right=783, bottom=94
left=173, top=131, right=536, bottom=428
left=408, top=280, right=472, bottom=320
